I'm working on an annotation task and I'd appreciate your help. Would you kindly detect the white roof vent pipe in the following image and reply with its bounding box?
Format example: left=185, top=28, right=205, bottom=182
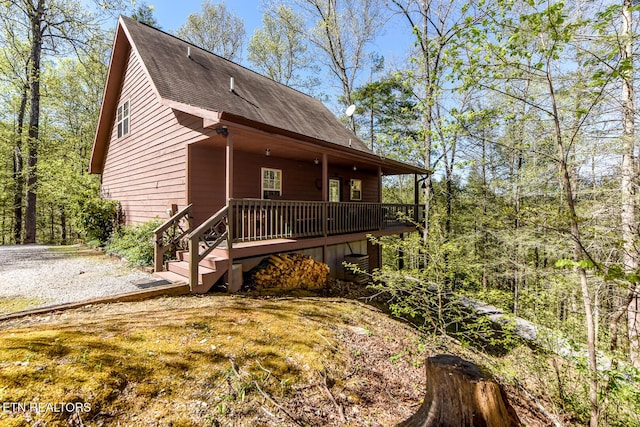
left=230, top=77, right=235, bottom=92
left=187, top=46, right=191, bottom=59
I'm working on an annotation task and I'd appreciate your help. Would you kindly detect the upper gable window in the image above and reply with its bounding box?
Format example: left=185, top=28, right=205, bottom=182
left=117, top=100, right=130, bottom=138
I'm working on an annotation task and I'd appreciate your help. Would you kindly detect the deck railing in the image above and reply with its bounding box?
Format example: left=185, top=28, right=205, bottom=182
left=229, top=199, right=418, bottom=243
left=187, top=205, right=230, bottom=289
left=153, top=204, right=193, bottom=272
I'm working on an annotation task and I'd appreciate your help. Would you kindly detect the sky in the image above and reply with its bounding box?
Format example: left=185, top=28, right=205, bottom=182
left=92, top=0, right=415, bottom=111
left=138, top=0, right=414, bottom=72
left=151, top=0, right=263, bottom=35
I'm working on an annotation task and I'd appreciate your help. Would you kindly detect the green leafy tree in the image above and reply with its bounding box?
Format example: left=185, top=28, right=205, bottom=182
left=350, top=72, right=420, bottom=156
left=248, top=5, right=318, bottom=92
left=292, top=0, right=385, bottom=121
left=1, top=0, right=100, bottom=243
left=131, top=1, right=159, bottom=27
left=176, top=1, right=245, bottom=61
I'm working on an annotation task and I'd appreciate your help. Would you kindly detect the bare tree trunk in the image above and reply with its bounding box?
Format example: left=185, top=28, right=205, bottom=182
left=420, top=0, right=432, bottom=251
left=621, top=0, right=640, bottom=369
left=60, top=206, right=67, bottom=244
left=481, top=130, right=488, bottom=289
left=24, top=0, right=44, bottom=244
left=13, top=80, right=28, bottom=244
left=512, top=140, right=523, bottom=317
left=512, top=73, right=531, bottom=317
left=13, top=84, right=29, bottom=243
left=547, top=63, right=599, bottom=426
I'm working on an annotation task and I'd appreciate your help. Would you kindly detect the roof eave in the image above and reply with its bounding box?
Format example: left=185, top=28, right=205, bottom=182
left=89, top=20, right=129, bottom=174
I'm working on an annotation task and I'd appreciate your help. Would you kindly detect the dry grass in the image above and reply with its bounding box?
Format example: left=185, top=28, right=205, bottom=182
left=0, top=295, right=431, bottom=426
left=0, top=297, right=46, bottom=315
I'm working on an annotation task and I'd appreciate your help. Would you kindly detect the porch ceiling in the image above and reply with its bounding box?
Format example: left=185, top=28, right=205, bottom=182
left=208, top=122, right=426, bottom=176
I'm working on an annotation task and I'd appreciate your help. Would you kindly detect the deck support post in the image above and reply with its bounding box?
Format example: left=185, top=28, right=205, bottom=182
left=399, top=233, right=405, bottom=270
left=188, top=237, right=198, bottom=291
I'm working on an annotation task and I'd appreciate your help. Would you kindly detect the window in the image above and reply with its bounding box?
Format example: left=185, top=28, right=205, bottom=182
left=262, top=168, right=282, bottom=199
left=329, top=179, right=340, bottom=202
left=350, top=179, right=362, bottom=201
left=117, top=100, right=130, bottom=138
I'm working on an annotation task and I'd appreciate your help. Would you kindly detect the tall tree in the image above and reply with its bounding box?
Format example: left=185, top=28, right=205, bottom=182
left=390, top=0, right=482, bottom=251
left=620, top=0, right=640, bottom=369
left=292, top=0, right=385, bottom=119
left=131, top=1, right=159, bottom=28
left=0, top=5, right=30, bottom=243
left=23, top=0, right=44, bottom=244
left=462, top=2, right=627, bottom=424
left=350, top=73, right=420, bottom=156
left=3, top=0, right=99, bottom=243
left=176, top=1, right=245, bottom=62
left=248, top=5, right=317, bottom=92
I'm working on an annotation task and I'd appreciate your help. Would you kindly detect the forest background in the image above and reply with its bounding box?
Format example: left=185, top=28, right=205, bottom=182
left=1, top=0, right=640, bottom=425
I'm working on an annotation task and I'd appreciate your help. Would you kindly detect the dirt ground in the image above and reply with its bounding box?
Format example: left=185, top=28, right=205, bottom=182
left=0, top=292, right=556, bottom=427
left=0, top=245, right=557, bottom=426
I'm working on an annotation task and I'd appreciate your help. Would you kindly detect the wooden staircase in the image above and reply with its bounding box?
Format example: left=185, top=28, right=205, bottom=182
left=153, top=251, right=229, bottom=293
left=153, top=204, right=232, bottom=294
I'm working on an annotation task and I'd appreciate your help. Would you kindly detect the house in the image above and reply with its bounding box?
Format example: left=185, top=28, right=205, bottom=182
left=90, top=16, right=426, bottom=292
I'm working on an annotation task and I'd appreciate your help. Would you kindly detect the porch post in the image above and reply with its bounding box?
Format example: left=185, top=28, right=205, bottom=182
left=379, top=166, right=384, bottom=230
left=226, top=133, right=233, bottom=202
left=414, top=174, right=419, bottom=222
left=322, top=153, right=328, bottom=201
left=226, top=132, right=234, bottom=291
left=322, top=153, right=328, bottom=239
left=378, top=166, right=382, bottom=203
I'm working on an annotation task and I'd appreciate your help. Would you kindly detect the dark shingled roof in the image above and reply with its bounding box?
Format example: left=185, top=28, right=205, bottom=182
left=121, top=16, right=372, bottom=153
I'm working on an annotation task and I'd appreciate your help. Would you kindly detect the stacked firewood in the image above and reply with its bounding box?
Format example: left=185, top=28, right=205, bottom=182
left=253, top=253, right=330, bottom=290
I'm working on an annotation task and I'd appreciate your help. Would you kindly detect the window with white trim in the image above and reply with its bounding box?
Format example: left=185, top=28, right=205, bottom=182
left=262, top=168, right=282, bottom=199
left=117, top=100, right=130, bottom=138
left=350, top=179, right=362, bottom=201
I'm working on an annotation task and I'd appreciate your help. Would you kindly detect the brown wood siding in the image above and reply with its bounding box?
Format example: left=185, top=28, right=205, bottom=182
left=230, top=153, right=379, bottom=203
left=233, top=152, right=324, bottom=201
left=327, top=166, right=379, bottom=203
left=188, top=141, right=226, bottom=226
left=100, top=49, right=208, bottom=225
left=186, top=149, right=382, bottom=226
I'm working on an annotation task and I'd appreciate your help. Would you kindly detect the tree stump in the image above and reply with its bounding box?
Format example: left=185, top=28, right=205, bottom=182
left=397, top=354, right=522, bottom=427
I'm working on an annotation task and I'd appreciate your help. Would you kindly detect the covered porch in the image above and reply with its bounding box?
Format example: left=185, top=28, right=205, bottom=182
left=154, top=120, right=426, bottom=292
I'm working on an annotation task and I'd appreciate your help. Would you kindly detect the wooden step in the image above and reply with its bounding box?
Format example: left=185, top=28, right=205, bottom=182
left=177, top=251, right=226, bottom=270
left=167, top=260, right=215, bottom=279
left=152, top=270, right=188, bottom=284
left=166, top=260, right=227, bottom=294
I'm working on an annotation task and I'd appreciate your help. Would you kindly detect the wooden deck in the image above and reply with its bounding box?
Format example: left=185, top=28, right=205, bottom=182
left=154, top=201, right=421, bottom=292
left=215, top=225, right=417, bottom=259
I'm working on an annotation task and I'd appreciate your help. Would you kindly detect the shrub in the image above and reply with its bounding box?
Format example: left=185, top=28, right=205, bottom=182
left=105, top=219, right=163, bottom=266
left=73, top=197, right=119, bottom=244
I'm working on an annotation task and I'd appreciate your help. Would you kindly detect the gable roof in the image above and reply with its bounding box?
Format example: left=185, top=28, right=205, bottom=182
left=90, top=16, right=425, bottom=175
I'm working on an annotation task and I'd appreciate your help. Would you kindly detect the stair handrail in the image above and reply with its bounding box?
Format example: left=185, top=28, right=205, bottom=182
left=153, top=204, right=193, bottom=272
left=187, top=205, right=230, bottom=289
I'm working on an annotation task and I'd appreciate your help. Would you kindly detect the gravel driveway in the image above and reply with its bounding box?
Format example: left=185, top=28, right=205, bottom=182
left=0, top=245, right=165, bottom=310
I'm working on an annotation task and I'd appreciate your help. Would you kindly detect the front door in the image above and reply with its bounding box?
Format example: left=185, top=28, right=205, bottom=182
left=329, top=178, right=341, bottom=202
